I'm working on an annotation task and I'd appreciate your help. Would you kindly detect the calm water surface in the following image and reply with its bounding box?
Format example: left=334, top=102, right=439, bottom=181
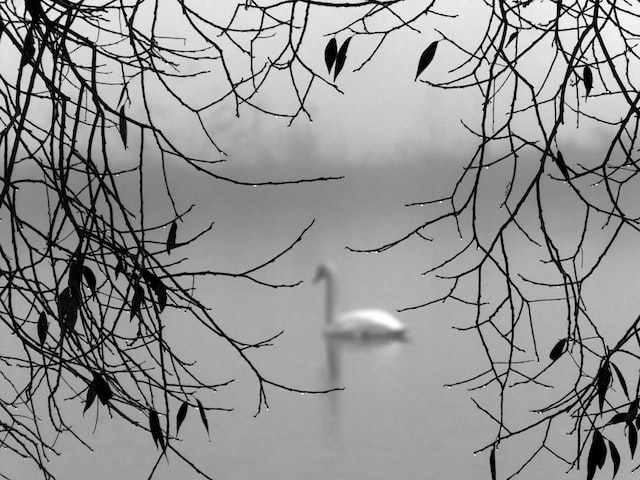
left=24, top=163, right=629, bottom=480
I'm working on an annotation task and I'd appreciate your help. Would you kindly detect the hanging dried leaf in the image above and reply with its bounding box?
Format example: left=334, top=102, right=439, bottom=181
left=608, top=412, right=627, bottom=425
left=489, top=446, right=496, bottom=480
left=82, top=266, right=97, bottom=297
left=415, top=41, right=438, bottom=81
left=333, top=37, right=352, bottom=81
left=176, top=402, right=188, bottom=436
left=83, top=385, right=97, bottom=415
left=587, top=430, right=607, bottom=480
left=555, top=151, right=570, bottom=179
left=37, top=311, right=48, bottom=346
left=609, top=440, right=620, bottom=479
left=130, top=285, right=145, bottom=320
left=324, top=38, right=338, bottom=74
left=597, top=362, right=612, bottom=413
left=549, top=338, right=567, bottom=361
left=142, top=269, right=168, bottom=313
left=628, top=398, right=639, bottom=424
left=506, top=31, right=518, bottom=47
left=115, top=257, right=124, bottom=279
left=149, top=409, right=164, bottom=450
left=118, top=106, right=127, bottom=149
left=57, top=287, right=70, bottom=318
left=155, top=283, right=167, bottom=313
left=584, top=65, right=593, bottom=98
left=141, top=269, right=155, bottom=286
left=68, top=260, right=83, bottom=295
left=57, top=287, right=79, bottom=332
left=636, top=416, right=640, bottom=431
left=91, top=372, right=112, bottom=405
left=630, top=425, right=638, bottom=458
left=197, top=399, right=209, bottom=435
left=167, top=221, right=177, bottom=255
left=611, top=362, right=629, bottom=400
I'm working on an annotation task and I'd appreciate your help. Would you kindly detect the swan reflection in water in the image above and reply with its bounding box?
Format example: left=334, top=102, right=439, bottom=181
left=313, top=263, right=408, bottom=383
left=324, top=334, right=407, bottom=383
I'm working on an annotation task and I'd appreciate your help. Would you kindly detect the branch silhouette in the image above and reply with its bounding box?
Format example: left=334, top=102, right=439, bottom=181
left=3, top=0, right=639, bottom=479
left=346, top=2, right=640, bottom=479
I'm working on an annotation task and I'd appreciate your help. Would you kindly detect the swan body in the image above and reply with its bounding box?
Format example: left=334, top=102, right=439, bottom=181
left=314, top=263, right=407, bottom=339
left=327, top=309, right=406, bottom=338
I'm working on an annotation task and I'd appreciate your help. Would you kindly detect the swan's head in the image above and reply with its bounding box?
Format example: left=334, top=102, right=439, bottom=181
left=313, top=263, right=334, bottom=283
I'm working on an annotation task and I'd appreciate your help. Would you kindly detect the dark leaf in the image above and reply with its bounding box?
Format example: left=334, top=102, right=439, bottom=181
left=141, top=269, right=156, bottom=286
left=142, top=269, right=167, bottom=313
left=57, top=287, right=70, bottom=318
left=608, top=412, right=627, bottom=425
left=130, top=285, right=145, bottom=320
left=597, top=441, right=607, bottom=470
left=167, top=221, right=177, bottom=255
left=83, top=385, right=97, bottom=415
left=118, top=106, right=127, bottom=149
left=157, top=284, right=167, bottom=312
left=57, top=287, right=79, bottom=332
left=489, top=446, right=496, bottom=480
left=68, top=260, right=82, bottom=295
left=415, top=41, right=438, bottom=81
left=91, top=372, right=112, bottom=405
left=37, top=311, right=48, bottom=346
left=587, top=430, right=607, bottom=480
left=549, top=338, right=567, bottom=361
left=115, top=257, right=124, bottom=279
left=324, top=38, right=338, bottom=74
left=609, top=440, right=620, bottom=479
left=611, top=362, right=629, bottom=400
left=584, top=65, right=593, bottom=97
left=176, top=402, right=188, bottom=436
left=82, top=266, right=97, bottom=297
left=598, top=362, right=612, bottom=413
left=628, top=398, right=639, bottom=424
left=333, top=37, right=352, bottom=81
left=64, top=308, right=78, bottom=332
left=636, top=416, right=640, bottom=431
left=149, top=409, right=165, bottom=450
left=197, top=399, right=209, bottom=435
left=556, top=151, right=570, bottom=179
left=630, top=425, right=637, bottom=458
left=506, top=31, right=518, bottom=47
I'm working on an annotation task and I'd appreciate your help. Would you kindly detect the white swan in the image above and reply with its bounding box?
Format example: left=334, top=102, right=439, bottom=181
left=313, top=263, right=407, bottom=338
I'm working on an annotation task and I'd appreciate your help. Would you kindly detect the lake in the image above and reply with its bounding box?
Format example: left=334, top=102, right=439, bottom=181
left=9, top=158, right=627, bottom=480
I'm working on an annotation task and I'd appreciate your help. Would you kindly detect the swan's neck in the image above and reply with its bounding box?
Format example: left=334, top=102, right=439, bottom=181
left=323, top=272, right=336, bottom=326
